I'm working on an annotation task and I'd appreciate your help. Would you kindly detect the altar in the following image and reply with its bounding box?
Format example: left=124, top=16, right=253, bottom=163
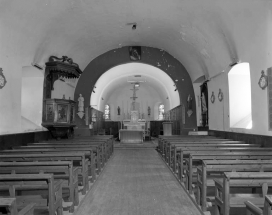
left=119, top=129, right=144, bottom=143
left=119, top=110, right=145, bottom=144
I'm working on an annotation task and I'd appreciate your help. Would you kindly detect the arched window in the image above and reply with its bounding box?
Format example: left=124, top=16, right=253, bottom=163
left=228, top=63, right=252, bottom=129
left=104, top=104, right=110, bottom=120
left=158, top=104, right=164, bottom=120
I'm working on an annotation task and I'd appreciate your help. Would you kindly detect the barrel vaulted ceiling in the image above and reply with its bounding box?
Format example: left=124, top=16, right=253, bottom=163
left=1, top=0, right=270, bottom=83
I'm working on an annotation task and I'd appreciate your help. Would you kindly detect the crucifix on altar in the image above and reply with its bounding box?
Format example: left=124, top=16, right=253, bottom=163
left=130, top=84, right=139, bottom=122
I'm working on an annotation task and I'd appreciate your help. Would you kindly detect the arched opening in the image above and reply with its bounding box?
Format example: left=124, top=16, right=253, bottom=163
left=228, top=62, right=252, bottom=129
left=74, top=46, right=197, bottom=135
left=90, top=63, right=180, bottom=121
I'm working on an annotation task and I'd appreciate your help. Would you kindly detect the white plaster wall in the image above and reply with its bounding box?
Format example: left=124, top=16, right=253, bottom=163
left=21, top=66, right=45, bottom=132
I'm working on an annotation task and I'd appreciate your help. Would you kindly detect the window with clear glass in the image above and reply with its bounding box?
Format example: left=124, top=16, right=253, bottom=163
left=104, top=104, right=110, bottom=120
left=158, top=104, right=164, bottom=120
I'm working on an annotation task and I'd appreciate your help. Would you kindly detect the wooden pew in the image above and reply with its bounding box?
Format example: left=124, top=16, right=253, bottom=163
left=167, top=144, right=261, bottom=170
left=39, top=138, right=114, bottom=162
left=14, top=144, right=103, bottom=173
left=177, top=151, right=272, bottom=194
left=173, top=147, right=267, bottom=178
left=196, top=160, right=272, bottom=211
left=161, top=140, right=247, bottom=159
left=159, top=137, right=235, bottom=154
left=0, top=147, right=96, bottom=183
left=0, top=198, right=35, bottom=215
left=0, top=174, right=63, bottom=215
left=27, top=140, right=112, bottom=169
left=245, top=195, right=272, bottom=215
left=0, top=161, right=79, bottom=212
left=214, top=172, right=272, bottom=215
left=0, top=152, right=89, bottom=195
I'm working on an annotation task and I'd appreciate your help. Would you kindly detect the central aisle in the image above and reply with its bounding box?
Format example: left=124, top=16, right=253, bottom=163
left=75, top=148, right=202, bottom=215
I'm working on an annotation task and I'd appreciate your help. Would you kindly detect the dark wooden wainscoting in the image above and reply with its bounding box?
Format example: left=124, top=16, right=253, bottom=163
left=0, top=131, right=52, bottom=150
left=209, top=130, right=272, bottom=147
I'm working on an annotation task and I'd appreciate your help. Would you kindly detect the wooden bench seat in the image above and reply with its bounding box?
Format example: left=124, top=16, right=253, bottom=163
left=214, top=172, right=272, bottom=215
left=0, top=161, right=79, bottom=212
left=245, top=195, right=272, bottom=215
left=0, top=197, right=35, bottom=215
left=196, top=160, right=272, bottom=211
left=0, top=174, right=63, bottom=215
left=0, top=152, right=89, bottom=195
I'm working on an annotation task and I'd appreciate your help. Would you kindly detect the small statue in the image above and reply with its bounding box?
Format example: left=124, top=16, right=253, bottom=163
left=148, top=106, right=151, bottom=115
left=77, top=94, right=85, bottom=119
left=117, top=106, right=120, bottom=115
left=78, top=94, right=84, bottom=112
left=62, top=94, right=65, bottom=99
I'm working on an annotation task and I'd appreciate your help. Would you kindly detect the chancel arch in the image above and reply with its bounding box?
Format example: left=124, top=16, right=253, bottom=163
left=74, top=46, right=197, bottom=135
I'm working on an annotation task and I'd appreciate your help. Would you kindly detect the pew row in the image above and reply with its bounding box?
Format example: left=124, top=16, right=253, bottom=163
left=0, top=152, right=89, bottom=195
left=0, top=174, right=63, bottom=215
left=245, top=195, right=272, bottom=215
left=0, top=161, right=79, bottom=212
left=0, top=198, right=35, bottom=215
left=196, top=160, right=272, bottom=211
left=214, top=172, right=272, bottom=215
left=178, top=151, right=272, bottom=194
left=13, top=144, right=103, bottom=174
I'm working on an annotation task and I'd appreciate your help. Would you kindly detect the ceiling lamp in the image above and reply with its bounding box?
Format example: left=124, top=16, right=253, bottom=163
left=134, top=82, right=140, bottom=87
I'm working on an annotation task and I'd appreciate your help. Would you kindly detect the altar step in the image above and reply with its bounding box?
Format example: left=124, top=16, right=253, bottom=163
left=114, top=140, right=156, bottom=149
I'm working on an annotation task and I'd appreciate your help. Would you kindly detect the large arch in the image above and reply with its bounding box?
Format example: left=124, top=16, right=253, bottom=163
left=91, top=63, right=181, bottom=117
left=74, top=46, right=197, bottom=132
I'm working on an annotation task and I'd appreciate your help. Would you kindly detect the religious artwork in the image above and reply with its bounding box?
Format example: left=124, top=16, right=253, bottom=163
left=57, top=104, right=68, bottom=122
left=258, top=70, right=268, bottom=90
left=187, top=94, right=193, bottom=117
left=117, top=106, right=120, bottom=115
left=0, top=68, right=7, bottom=89
left=201, top=92, right=208, bottom=113
left=129, top=46, right=141, bottom=61
left=70, top=105, right=74, bottom=123
left=77, top=94, right=85, bottom=119
left=210, top=92, right=215, bottom=103
left=46, top=104, right=54, bottom=122
left=218, top=89, right=223, bottom=102
left=148, top=106, right=151, bottom=115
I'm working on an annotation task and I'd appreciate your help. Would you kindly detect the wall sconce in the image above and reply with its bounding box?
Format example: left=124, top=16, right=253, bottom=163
left=132, top=24, right=137, bottom=30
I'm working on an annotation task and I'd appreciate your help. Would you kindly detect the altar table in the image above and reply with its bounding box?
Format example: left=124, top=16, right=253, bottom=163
left=119, top=129, right=144, bottom=144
